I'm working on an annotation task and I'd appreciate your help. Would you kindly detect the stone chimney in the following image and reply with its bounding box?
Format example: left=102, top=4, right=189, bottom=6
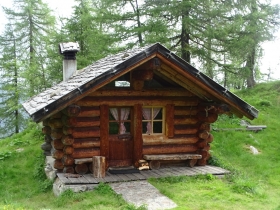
left=59, top=42, right=80, bottom=82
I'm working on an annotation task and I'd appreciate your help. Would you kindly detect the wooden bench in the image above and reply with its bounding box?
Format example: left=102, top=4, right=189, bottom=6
left=74, top=158, right=92, bottom=165
left=143, top=154, right=202, bottom=169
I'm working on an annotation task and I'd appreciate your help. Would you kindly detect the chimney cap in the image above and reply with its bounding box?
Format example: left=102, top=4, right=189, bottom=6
left=59, top=42, right=80, bottom=54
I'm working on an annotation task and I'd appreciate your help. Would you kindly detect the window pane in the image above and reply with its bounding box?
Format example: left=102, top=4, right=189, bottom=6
left=109, top=122, right=119, bottom=134
left=153, top=121, right=162, bottom=133
left=142, top=122, right=150, bottom=134
left=143, top=108, right=152, bottom=120
left=154, top=108, right=162, bottom=120
left=123, top=122, right=131, bottom=134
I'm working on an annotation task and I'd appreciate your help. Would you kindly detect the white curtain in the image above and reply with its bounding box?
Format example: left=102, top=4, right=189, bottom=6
left=110, top=108, right=130, bottom=134
left=142, top=108, right=161, bottom=134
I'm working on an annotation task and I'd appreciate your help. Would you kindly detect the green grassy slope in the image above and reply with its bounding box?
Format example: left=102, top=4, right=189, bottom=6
left=1, top=81, right=280, bottom=210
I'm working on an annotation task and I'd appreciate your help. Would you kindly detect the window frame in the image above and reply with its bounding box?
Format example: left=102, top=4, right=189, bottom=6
left=142, top=106, right=165, bottom=135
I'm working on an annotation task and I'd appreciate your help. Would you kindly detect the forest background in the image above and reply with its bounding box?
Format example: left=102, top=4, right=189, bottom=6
left=0, top=0, right=279, bottom=138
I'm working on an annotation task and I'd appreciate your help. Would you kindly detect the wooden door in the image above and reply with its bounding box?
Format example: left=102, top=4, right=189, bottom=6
left=108, top=135, right=133, bottom=167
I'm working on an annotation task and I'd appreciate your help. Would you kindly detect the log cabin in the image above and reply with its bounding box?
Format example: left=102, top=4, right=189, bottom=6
left=23, top=42, right=258, bottom=175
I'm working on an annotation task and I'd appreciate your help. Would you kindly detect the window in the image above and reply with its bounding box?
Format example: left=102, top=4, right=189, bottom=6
left=142, top=107, right=164, bottom=134
left=109, top=107, right=131, bottom=135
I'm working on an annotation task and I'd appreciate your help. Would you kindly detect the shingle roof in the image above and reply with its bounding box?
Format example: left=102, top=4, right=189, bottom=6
left=23, top=44, right=153, bottom=118
left=22, top=43, right=258, bottom=122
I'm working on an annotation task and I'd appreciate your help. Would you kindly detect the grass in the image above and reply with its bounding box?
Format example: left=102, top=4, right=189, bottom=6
left=1, top=81, right=280, bottom=209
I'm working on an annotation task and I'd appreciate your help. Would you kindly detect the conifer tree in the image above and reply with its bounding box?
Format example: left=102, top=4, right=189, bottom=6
left=3, top=0, right=55, bottom=96
left=0, top=24, right=25, bottom=137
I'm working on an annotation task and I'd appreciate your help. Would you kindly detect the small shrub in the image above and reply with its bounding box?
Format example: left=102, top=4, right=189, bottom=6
left=33, top=153, right=47, bottom=181
left=9, top=138, right=30, bottom=147
left=38, top=179, right=53, bottom=193
left=95, top=182, right=114, bottom=194
left=0, top=151, right=12, bottom=160
left=258, top=100, right=271, bottom=107
left=54, top=189, right=84, bottom=207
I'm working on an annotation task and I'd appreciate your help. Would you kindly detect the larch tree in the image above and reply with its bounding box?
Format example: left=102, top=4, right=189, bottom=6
left=0, top=24, right=25, bottom=137
left=3, top=0, right=55, bottom=96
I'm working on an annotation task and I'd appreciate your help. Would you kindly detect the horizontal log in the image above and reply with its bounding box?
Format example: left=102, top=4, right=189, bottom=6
left=51, top=139, right=64, bottom=150
left=198, top=130, right=209, bottom=140
left=62, top=116, right=100, bottom=127
left=143, top=135, right=199, bottom=146
left=62, top=105, right=81, bottom=117
left=206, top=133, right=213, bottom=143
left=199, top=123, right=211, bottom=131
left=61, top=135, right=74, bottom=146
left=62, top=155, right=75, bottom=166
left=63, top=146, right=74, bottom=155
left=73, top=138, right=100, bottom=148
left=197, top=112, right=218, bottom=123
left=90, top=88, right=194, bottom=97
left=174, top=106, right=198, bottom=116
left=143, top=144, right=198, bottom=155
left=63, top=105, right=101, bottom=118
left=51, top=149, right=64, bottom=160
left=196, top=139, right=207, bottom=148
left=174, top=125, right=199, bottom=135
left=76, top=96, right=200, bottom=107
left=72, top=148, right=100, bottom=159
left=174, top=116, right=198, bottom=125
left=53, top=159, right=64, bottom=170
left=63, top=126, right=100, bottom=138
left=50, top=112, right=62, bottom=119
left=42, top=126, right=51, bottom=135
left=205, top=143, right=211, bottom=151
left=48, top=118, right=63, bottom=129
left=51, top=129, right=63, bottom=140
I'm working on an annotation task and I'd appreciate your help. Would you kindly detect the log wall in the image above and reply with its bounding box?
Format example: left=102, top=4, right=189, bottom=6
left=42, top=105, right=101, bottom=174
left=41, top=88, right=220, bottom=173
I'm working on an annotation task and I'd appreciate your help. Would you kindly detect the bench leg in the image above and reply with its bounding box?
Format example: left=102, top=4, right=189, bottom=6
left=149, top=160, right=160, bottom=170
left=186, top=159, right=197, bottom=168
